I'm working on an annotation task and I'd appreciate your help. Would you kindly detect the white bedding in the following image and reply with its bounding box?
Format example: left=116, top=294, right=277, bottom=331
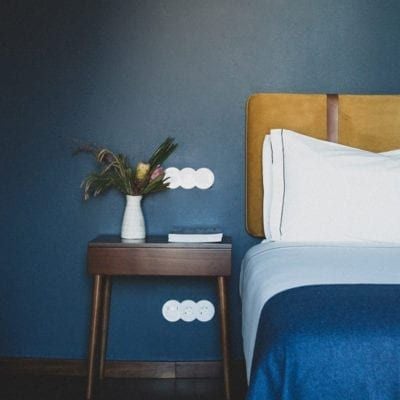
left=268, top=129, right=400, bottom=242
left=240, top=241, right=400, bottom=380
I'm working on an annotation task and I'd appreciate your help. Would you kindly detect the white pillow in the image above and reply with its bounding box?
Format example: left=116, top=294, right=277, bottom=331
left=262, top=135, right=273, bottom=239
left=262, top=132, right=400, bottom=239
left=268, top=129, right=400, bottom=243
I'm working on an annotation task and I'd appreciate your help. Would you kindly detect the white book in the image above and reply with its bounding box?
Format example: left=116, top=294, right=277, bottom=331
left=168, top=227, right=223, bottom=243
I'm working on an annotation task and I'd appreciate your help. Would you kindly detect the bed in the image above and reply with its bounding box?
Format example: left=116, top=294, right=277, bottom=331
left=242, top=94, right=400, bottom=399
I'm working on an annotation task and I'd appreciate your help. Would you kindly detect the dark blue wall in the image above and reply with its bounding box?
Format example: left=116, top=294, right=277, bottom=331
left=2, top=0, right=400, bottom=361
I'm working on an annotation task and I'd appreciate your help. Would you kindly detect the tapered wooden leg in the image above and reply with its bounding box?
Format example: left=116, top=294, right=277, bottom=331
left=86, top=275, right=103, bottom=400
left=217, top=276, right=231, bottom=400
left=99, top=276, right=112, bottom=380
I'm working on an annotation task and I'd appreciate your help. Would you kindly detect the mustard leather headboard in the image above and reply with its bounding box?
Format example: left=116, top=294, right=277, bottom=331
left=246, top=93, right=400, bottom=237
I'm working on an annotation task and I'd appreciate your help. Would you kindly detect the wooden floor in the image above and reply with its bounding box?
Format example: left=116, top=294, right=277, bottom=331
left=0, top=374, right=247, bottom=400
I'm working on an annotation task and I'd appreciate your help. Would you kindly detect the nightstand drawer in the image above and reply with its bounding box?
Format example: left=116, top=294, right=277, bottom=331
left=88, top=246, right=231, bottom=276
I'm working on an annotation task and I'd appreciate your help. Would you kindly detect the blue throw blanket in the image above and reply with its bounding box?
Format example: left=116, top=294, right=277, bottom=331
left=247, top=284, right=400, bottom=400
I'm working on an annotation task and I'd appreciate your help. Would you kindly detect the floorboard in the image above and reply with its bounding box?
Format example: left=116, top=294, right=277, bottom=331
left=0, top=374, right=247, bottom=400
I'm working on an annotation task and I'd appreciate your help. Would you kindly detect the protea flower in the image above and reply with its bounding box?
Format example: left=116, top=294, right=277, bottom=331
left=75, top=137, right=177, bottom=199
left=150, top=165, right=164, bottom=181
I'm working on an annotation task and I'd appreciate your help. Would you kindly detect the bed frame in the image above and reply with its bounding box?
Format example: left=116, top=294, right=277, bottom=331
left=246, top=93, right=400, bottom=237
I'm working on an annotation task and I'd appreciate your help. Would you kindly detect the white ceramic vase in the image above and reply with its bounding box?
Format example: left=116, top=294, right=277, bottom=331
left=121, top=195, right=146, bottom=239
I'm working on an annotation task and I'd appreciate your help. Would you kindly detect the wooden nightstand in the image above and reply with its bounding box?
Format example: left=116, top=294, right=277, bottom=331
left=86, top=235, right=232, bottom=400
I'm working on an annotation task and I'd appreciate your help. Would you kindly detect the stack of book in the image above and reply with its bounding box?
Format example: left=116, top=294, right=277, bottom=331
left=168, top=227, right=223, bottom=243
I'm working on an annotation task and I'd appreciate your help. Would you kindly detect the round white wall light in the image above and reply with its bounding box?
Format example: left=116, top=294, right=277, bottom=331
left=180, top=168, right=196, bottom=189
left=164, top=167, right=181, bottom=189
left=164, top=167, right=215, bottom=189
left=195, top=168, right=214, bottom=189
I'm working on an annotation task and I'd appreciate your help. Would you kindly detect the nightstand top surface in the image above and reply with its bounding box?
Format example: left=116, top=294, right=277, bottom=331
left=89, top=234, right=232, bottom=249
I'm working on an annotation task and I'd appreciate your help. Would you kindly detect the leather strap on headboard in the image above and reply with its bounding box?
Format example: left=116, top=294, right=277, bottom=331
left=246, top=93, right=400, bottom=237
left=327, top=94, right=338, bottom=143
